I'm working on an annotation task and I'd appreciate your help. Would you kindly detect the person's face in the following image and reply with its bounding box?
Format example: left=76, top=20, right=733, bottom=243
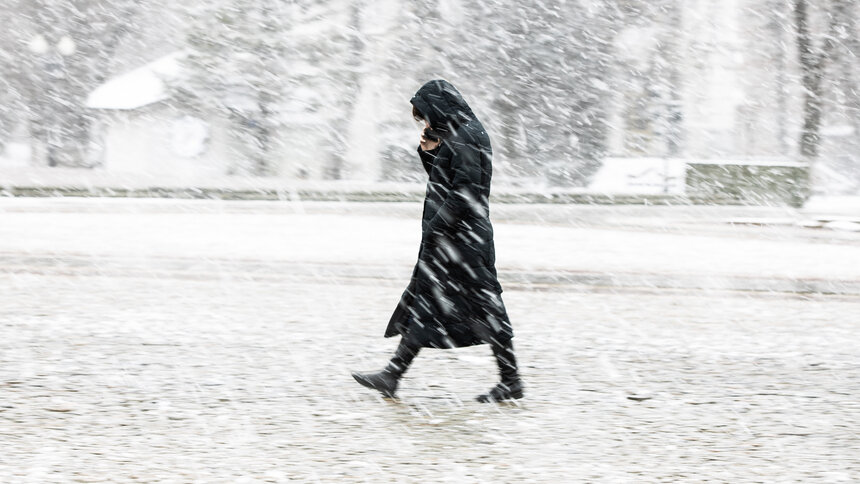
left=413, top=107, right=431, bottom=129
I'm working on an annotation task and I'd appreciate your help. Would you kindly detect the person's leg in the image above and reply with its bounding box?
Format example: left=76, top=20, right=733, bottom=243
left=387, top=337, right=421, bottom=376
left=492, top=338, right=519, bottom=383
left=477, top=338, right=524, bottom=402
left=352, top=337, right=421, bottom=397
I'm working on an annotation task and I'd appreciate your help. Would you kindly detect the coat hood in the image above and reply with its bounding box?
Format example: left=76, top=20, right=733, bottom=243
left=410, top=79, right=475, bottom=138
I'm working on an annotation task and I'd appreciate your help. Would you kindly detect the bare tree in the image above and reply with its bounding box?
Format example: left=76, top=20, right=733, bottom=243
left=453, top=0, right=621, bottom=187
left=828, top=0, right=860, bottom=188
left=180, top=0, right=367, bottom=178
left=763, top=0, right=793, bottom=156
left=0, top=2, right=28, bottom=153
left=12, top=0, right=139, bottom=167
left=614, top=0, right=684, bottom=158
left=793, top=0, right=840, bottom=162
left=660, top=0, right=684, bottom=157
left=322, top=1, right=365, bottom=180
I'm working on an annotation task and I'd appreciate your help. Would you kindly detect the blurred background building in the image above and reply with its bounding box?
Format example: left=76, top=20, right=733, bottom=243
left=1, top=0, right=858, bottom=194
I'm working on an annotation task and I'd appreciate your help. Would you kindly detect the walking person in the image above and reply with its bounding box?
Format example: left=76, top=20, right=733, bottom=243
left=351, top=79, right=523, bottom=403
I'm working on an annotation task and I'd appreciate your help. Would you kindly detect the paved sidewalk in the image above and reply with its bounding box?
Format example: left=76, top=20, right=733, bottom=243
left=1, top=198, right=858, bottom=482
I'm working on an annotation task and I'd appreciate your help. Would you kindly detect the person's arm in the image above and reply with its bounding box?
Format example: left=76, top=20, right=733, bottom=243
left=426, top=143, right=484, bottom=233
left=417, top=144, right=440, bottom=175
left=417, top=127, right=443, bottom=174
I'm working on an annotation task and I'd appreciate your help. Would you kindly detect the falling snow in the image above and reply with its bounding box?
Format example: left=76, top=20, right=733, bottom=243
left=1, top=0, right=860, bottom=482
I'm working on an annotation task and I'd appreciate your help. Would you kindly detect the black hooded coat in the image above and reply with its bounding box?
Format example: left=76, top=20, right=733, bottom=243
left=385, top=80, right=514, bottom=349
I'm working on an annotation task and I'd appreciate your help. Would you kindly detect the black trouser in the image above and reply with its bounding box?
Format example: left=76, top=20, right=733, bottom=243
left=490, top=338, right=519, bottom=383
left=387, top=335, right=519, bottom=382
left=385, top=338, right=422, bottom=377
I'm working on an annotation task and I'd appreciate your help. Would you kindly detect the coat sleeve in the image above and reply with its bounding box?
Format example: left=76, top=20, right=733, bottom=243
left=426, top=142, right=484, bottom=233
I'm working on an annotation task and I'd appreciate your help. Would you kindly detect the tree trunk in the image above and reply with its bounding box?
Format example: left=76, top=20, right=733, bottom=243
left=662, top=0, right=684, bottom=158
left=829, top=0, right=860, bottom=189
left=794, top=0, right=825, bottom=161
left=323, top=0, right=365, bottom=180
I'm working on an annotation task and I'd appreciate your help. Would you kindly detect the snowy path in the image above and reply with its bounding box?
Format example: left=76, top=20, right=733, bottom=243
left=2, top=198, right=860, bottom=293
left=1, top=198, right=858, bottom=482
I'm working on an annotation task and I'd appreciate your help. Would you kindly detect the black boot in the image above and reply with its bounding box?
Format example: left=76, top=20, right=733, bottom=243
left=477, top=339, right=524, bottom=403
left=352, top=338, right=420, bottom=398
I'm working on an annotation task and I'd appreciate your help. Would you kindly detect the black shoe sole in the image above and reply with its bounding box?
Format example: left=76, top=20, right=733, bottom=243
left=352, top=373, right=397, bottom=398
left=476, top=389, right=524, bottom=403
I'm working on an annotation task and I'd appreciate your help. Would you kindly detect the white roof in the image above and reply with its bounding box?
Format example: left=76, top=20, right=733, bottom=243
left=86, top=51, right=187, bottom=110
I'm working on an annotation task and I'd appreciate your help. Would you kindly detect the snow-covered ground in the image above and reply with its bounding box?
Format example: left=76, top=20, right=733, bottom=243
left=1, top=197, right=859, bottom=287
left=1, top=198, right=859, bottom=481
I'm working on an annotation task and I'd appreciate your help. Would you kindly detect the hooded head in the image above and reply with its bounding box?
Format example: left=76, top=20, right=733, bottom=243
left=410, top=79, right=475, bottom=138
